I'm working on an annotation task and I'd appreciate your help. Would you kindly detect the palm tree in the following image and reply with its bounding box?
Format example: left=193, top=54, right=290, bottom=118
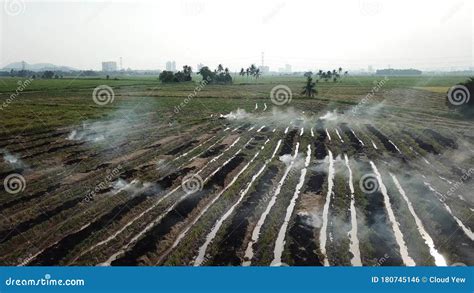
left=301, top=76, right=317, bottom=97
left=317, top=70, right=323, bottom=79
left=183, top=65, right=192, bottom=75
left=217, top=64, right=224, bottom=72
left=249, top=64, right=257, bottom=76
left=254, top=68, right=261, bottom=79
left=182, top=65, right=192, bottom=81
left=325, top=71, right=332, bottom=82
left=239, top=68, right=245, bottom=76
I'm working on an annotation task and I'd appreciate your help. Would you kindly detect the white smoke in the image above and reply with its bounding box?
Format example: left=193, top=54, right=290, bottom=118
left=299, top=211, right=322, bottom=228
left=1, top=149, right=26, bottom=168
left=65, top=104, right=155, bottom=146
left=219, top=102, right=390, bottom=132
left=221, top=108, right=251, bottom=120
left=320, top=110, right=338, bottom=121
left=112, top=178, right=156, bottom=195
left=279, top=152, right=306, bottom=171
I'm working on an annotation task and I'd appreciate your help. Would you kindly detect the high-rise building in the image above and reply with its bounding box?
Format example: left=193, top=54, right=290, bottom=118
left=166, top=61, right=176, bottom=72
left=259, top=66, right=270, bottom=73
left=102, top=61, right=117, bottom=72
left=259, top=52, right=270, bottom=73
left=278, top=64, right=292, bottom=73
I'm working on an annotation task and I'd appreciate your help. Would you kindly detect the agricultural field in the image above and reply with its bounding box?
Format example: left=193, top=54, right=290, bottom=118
left=0, top=75, right=472, bottom=267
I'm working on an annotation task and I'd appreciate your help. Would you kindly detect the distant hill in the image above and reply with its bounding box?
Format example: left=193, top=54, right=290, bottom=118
left=2, top=62, right=77, bottom=72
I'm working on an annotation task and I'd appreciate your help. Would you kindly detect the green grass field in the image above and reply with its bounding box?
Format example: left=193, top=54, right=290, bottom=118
left=0, top=75, right=469, bottom=135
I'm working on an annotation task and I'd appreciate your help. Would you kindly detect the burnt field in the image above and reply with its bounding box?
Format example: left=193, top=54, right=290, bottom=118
left=0, top=76, right=472, bottom=266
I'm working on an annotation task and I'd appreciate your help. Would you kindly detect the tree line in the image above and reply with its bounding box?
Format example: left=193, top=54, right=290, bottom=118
left=301, top=68, right=348, bottom=97
left=159, top=64, right=233, bottom=84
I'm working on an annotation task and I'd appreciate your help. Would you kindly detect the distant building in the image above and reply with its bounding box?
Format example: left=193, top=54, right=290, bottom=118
left=102, top=61, right=117, bottom=72
left=368, top=65, right=374, bottom=73
left=376, top=68, right=422, bottom=76
left=259, top=66, right=270, bottom=74
left=166, top=61, right=176, bottom=72
left=279, top=64, right=292, bottom=73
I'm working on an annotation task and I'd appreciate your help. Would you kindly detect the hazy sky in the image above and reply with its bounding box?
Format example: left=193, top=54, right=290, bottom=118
left=0, top=0, right=472, bottom=71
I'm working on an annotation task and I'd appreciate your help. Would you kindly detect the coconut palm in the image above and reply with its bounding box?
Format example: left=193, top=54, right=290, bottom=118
left=249, top=64, right=257, bottom=76
left=254, top=68, right=261, bottom=79
left=301, top=76, right=317, bottom=97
